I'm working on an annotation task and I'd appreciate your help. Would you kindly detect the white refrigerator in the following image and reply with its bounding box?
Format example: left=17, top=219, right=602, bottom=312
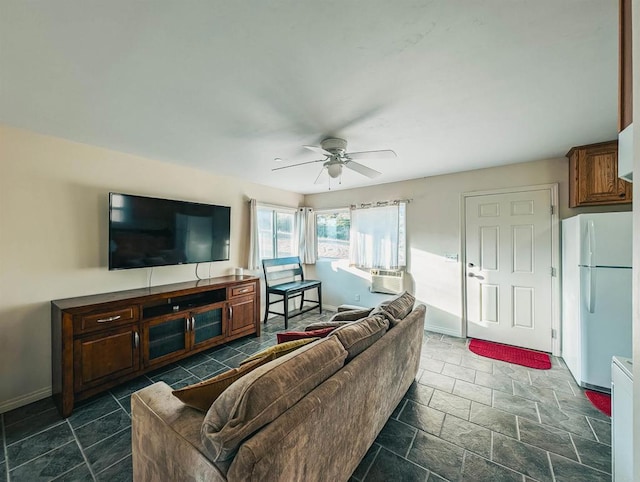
left=561, top=212, right=633, bottom=391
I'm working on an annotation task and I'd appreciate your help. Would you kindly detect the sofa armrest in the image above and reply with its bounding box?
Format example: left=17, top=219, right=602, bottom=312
left=132, top=382, right=229, bottom=481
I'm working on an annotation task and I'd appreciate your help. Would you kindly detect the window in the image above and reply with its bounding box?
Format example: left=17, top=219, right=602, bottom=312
left=257, top=206, right=296, bottom=260
left=350, top=202, right=406, bottom=269
left=316, top=209, right=350, bottom=259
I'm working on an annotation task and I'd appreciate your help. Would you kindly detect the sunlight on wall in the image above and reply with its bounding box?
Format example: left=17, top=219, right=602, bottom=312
left=410, top=247, right=462, bottom=319
left=327, top=258, right=371, bottom=281
left=310, top=259, right=388, bottom=309
left=313, top=249, right=465, bottom=336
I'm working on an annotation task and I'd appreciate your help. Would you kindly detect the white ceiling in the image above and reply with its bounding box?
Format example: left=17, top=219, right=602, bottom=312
left=1, top=1, right=618, bottom=194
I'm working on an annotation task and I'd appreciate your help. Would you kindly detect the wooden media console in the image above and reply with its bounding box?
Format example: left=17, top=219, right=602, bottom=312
left=51, top=275, right=260, bottom=417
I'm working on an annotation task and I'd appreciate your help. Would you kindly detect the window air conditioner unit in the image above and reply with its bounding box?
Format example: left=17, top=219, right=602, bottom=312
left=370, top=269, right=404, bottom=295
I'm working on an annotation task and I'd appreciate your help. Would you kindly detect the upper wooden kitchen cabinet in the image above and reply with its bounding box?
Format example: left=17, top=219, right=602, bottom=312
left=619, top=0, right=632, bottom=132
left=567, top=140, right=632, bottom=207
left=617, top=0, right=633, bottom=181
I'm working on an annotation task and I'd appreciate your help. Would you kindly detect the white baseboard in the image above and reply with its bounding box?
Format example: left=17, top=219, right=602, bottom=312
left=424, top=323, right=463, bottom=338
left=0, top=386, right=52, bottom=414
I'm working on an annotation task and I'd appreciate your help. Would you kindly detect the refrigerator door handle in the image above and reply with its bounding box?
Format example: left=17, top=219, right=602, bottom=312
left=586, top=267, right=596, bottom=313
left=587, top=220, right=595, bottom=267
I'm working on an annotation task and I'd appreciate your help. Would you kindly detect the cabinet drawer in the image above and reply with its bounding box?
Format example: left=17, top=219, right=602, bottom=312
left=75, top=306, right=139, bottom=334
left=230, top=283, right=255, bottom=298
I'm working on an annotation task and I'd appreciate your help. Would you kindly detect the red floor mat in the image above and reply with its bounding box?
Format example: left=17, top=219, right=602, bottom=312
left=585, top=390, right=611, bottom=417
left=468, top=339, right=552, bottom=369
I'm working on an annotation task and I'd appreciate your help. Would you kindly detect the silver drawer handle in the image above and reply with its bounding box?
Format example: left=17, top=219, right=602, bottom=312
left=97, top=315, right=121, bottom=323
left=239, top=288, right=248, bottom=293
left=133, top=331, right=139, bottom=348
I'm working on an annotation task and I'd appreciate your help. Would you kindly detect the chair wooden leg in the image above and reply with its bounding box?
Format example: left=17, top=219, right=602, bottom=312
left=284, top=293, right=289, bottom=330
left=263, top=294, right=270, bottom=324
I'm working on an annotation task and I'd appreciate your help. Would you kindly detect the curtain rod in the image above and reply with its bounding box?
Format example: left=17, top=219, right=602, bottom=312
left=253, top=200, right=298, bottom=211
left=350, top=199, right=412, bottom=210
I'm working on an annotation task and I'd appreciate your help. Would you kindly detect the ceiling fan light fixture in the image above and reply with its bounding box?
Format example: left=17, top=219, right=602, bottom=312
left=327, top=163, right=343, bottom=178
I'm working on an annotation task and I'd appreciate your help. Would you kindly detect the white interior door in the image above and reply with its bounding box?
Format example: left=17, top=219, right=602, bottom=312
left=465, top=189, right=553, bottom=352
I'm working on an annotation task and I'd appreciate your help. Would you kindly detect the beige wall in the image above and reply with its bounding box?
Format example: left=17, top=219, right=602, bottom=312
left=0, top=125, right=303, bottom=411
left=304, top=156, right=630, bottom=336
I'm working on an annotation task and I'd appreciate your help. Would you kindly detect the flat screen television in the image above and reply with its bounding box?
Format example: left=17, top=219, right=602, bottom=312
left=109, top=193, right=231, bottom=270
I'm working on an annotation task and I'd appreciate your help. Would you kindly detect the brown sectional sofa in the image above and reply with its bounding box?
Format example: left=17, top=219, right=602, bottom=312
left=131, top=302, right=426, bottom=481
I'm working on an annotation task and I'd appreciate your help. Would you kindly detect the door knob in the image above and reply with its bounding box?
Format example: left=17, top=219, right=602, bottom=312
left=468, top=272, right=476, bottom=277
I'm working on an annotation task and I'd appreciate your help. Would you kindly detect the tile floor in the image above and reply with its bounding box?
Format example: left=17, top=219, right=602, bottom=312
left=0, top=310, right=612, bottom=481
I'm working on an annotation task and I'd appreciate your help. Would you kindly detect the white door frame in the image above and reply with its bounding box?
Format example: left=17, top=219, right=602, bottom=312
left=460, top=183, right=561, bottom=356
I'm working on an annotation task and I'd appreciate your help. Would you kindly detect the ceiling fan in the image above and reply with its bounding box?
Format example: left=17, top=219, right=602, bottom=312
left=272, top=138, right=397, bottom=185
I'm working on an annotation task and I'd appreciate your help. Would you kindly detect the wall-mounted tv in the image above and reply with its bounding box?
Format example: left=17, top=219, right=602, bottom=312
left=109, top=193, right=231, bottom=270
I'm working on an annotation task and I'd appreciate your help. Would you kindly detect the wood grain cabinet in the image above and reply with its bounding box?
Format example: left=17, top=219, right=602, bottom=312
left=617, top=0, right=634, bottom=181
left=52, top=276, right=260, bottom=417
left=228, top=282, right=258, bottom=337
left=228, top=295, right=257, bottom=337
left=619, top=0, right=632, bottom=133
left=567, top=140, right=632, bottom=207
left=73, top=325, right=140, bottom=393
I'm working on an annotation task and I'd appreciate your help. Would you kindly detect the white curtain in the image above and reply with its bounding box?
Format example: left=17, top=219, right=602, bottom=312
left=350, top=202, right=406, bottom=269
left=247, top=199, right=260, bottom=270
left=296, top=207, right=317, bottom=264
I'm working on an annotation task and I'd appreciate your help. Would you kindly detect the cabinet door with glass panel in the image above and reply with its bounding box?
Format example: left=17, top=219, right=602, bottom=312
left=142, top=313, right=191, bottom=368
left=189, top=302, right=227, bottom=351
left=142, top=302, right=227, bottom=368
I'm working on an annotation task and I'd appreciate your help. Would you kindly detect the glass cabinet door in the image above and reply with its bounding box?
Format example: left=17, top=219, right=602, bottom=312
left=144, top=315, right=188, bottom=366
left=191, top=304, right=225, bottom=349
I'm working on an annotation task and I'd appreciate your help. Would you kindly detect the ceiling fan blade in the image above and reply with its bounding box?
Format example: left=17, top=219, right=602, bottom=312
left=303, top=145, right=333, bottom=157
left=271, top=159, right=324, bottom=172
left=344, top=160, right=382, bottom=179
left=346, top=149, right=397, bottom=160
left=314, top=167, right=328, bottom=184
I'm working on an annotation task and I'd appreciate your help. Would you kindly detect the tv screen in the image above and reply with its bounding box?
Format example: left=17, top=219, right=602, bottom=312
left=109, top=193, right=230, bottom=270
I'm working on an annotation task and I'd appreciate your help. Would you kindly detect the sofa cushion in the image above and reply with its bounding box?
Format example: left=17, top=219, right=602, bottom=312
left=304, top=321, right=351, bottom=331
left=372, top=291, right=415, bottom=326
left=240, top=337, right=318, bottom=366
left=276, top=326, right=335, bottom=343
left=303, top=309, right=373, bottom=331
left=331, top=314, right=389, bottom=360
left=171, top=355, right=274, bottom=412
left=330, top=307, right=373, bottom=322
left=337, top=304, right=370, bottom=312
left=201, top=336, right=348, bottom=461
